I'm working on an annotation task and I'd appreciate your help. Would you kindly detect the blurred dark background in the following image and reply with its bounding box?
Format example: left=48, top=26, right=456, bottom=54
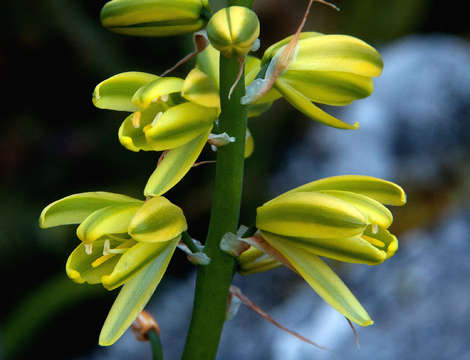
left=1, top=0, right=470, bottom=359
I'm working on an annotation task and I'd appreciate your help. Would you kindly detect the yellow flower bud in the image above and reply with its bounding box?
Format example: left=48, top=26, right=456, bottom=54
left=100, top=0, right=212, bottom=37
left=206, top=6, right=260, bottom=58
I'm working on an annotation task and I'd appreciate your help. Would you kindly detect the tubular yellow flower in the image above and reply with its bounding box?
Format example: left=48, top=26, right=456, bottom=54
left=252, top=175, right=406, bottom=326
left=245, top=32, right=383, bottom=130
left=93, top=67, right=264, bottom=197
left=206, top=6, right=260, bottom=58
left=40, top=192, right=187, bottom=345
left=100, top=0, right=212, bottom=37
left=93, top=72, right=219, bottom=196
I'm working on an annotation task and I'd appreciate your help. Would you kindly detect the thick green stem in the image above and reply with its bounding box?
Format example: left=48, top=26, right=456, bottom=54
left=181, top=3, right=251, bottom=359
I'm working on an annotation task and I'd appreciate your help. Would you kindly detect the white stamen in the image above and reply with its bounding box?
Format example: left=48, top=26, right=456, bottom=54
left=210, top=144, right=218, bottom=152
left=103, top=239, right=127, bottom=255
left=160, top=94, right=169, bottom=102
left=152, top=112, right=163, bottom=127
left=371, top=224, right=379, bottom=234
left=84, top=243, right=93, bottom=255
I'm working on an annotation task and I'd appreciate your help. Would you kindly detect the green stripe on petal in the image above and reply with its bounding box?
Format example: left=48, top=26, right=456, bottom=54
left=283, top=175, right=407, bottom=206
left=101, top=236, right=179, bottom=290
left=275, top=78, right=359, bottom=130
left=39, top=192, right=142, bottom=228
left=196, top=45, right=220, bottom=88
left=320, top=190, right=393, bottom=229
left=289, top=35, right=383, bottom=78
left=144, top=102, right=218, bottom=150
left=93, top=72, right=159, bottom=112
left=182, top=68, right=220, bottom=108
left=144, top=127, right=211, bottom=197
left=100, top=0, right=206, bottom=38
left=261, top=32, right=324, bottom=66
left=262, top=232, right=373, bottom=326
left=76, top=203, right=141, bottom=244
left=66, top=237, right=125, bottom=284
left=104, top=20, right=206, bottom=37
left=132, top=77, right=184, bottom=109
left=128, top=197, right=187, bottom=243
left=257, top=192, right=367, bottom=239
left=260, top=231, right=386, bottom=266
left=280, top=70, right=374, bottom=106
left=99, top=237, right=178, bottom=346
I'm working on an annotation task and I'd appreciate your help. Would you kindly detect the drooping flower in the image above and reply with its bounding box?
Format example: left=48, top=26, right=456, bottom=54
left=100, top=0, right=212, bottom=37
left=39, top=192, right=187, bottom=345
left=249, top=175, right=406, bottom=326
left=93, top=72, right=218, bottom=197
left=93, top=54, right=267, bottom=196
left=244, top=32, right=383, bottom=130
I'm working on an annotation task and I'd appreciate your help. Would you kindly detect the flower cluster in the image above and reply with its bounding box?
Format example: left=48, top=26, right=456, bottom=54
left=39, top=0, right=402, bottom=348
left=39, top=192, right=186, bottom=344
left=238, top=175, right=406, bottom=326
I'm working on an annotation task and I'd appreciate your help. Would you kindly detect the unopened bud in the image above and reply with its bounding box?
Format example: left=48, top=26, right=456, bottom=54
left=207, top=6, right=260, bottom=58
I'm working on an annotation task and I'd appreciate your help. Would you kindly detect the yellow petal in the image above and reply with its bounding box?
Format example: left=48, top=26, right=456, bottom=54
left=144, top=102, right=218, bottom=150
left=244, top=128, right=254, bottom=158
left=320, top=190, right=393, bottom=229
left=39, top=192, right=142, bottom=228
left=101, top=237, right=179, bottom=290
left=280, top=70, right=374, bottom=106
left=99, top=237, right=178, bottom=346
left=283, top=175, right=407, bottom=206
left=260, top=231, right=386, bottom=266
left=144, top=127, right=212, bottom=197
left=263, top=231, right=373, bottom=326
left=275, top=78, right=359, bottom=130
left=132, top=77, right=184, bottom=109
left=289, top=35, right=383, bottom=77
left=257, top=192, right=367, bottom=239
left=66, top=237, right=124, bottom=284
left=76, top=203, right=141, bottom=244
left=182, top=68, right=220, bottom=108
left=93, top=72, right=159, bottom=112
left=128, top=197, right=187, bottom=243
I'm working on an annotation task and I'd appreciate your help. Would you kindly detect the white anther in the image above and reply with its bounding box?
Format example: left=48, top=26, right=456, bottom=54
left=103, top=239, right=127, bottom=255
left=210, top=144, right=218, bottom=152
left=160, top=94, right=169, bottom=102
left=84, top=243, right=93, bottom=255
left=371, top=224, right=379, bottom=234
left=132, top=112, right=142, bottom=128
left=152, top=112, right=163, bottom=127
left=103, top=239, right=111, bottom=255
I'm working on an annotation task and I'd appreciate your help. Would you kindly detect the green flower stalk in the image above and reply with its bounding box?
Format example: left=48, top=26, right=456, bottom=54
left=244, top=32, right=383, bottom=129
left=206, top=6, right=260, bottom=58
left=93, top=58, right=266, bottom=196
left=251, top=175, right=406, bottom=326
left=39, top=192, right=187, bottom=345
left=100, top=0, right=212, bottom=37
